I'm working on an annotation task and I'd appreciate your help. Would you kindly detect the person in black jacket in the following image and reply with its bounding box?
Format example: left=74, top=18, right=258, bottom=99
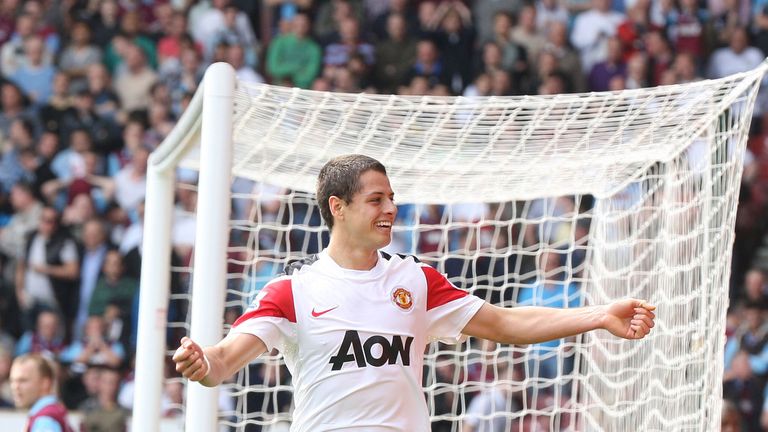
left=16, top=206, right=80, bottom=342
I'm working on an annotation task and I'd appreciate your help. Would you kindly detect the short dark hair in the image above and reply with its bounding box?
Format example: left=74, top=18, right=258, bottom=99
left=12, top=179, right=35, bottom=196
left=316, top=154, right=387, bottom=231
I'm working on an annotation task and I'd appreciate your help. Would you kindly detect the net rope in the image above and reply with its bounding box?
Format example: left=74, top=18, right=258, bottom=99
left=160, top=64, right=766, bottom=431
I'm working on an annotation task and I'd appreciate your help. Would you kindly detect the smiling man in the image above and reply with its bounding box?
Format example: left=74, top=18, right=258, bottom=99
left=173, top=154, right=656, bottom=431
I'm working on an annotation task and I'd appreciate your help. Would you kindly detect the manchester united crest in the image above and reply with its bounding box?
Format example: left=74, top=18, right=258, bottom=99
left=391, top=287, right=413, bottom=311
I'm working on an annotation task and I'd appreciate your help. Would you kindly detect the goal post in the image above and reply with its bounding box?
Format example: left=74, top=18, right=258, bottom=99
left=132, top=63, right=236, bottom=432
left=132, top=61, right=768, bottom=431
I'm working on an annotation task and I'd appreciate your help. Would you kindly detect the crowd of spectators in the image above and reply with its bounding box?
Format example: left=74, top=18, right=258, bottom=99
left=0, top=0, right=765, bottom=430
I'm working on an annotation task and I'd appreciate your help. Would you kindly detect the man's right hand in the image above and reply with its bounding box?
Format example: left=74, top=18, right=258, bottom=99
left=173, top=336, right=209, bottom=381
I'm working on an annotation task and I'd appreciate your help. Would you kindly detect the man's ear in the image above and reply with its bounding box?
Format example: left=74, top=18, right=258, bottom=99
left=329, top=196, right=345, bottom=220
left=42, top=376, right=54, bottom=395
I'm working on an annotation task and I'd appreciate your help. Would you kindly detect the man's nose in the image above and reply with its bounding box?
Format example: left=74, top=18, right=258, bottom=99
left=384, top=199, right=397, bottom=214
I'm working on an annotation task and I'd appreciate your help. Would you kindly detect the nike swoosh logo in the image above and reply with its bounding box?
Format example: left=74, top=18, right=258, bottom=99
left=311, top=306, right=339, bottom=317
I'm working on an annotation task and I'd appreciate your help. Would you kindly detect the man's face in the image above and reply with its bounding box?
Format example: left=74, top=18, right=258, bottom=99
left=730, top=30, right=748, bottom=53
left=10, top=360, right=49, bottom=409
left=82, top=220, right=105, bottom=250
left=38, top=209, right=58, bottom=236
left=98, top=369, right=121, bottom=399
left=37, top=312, right=59, bottom=341
left=103, top=251, right=124, bottom=279
left=337, top=170, right=397, bottom=250
left=293, top=14, right=310, bottom=37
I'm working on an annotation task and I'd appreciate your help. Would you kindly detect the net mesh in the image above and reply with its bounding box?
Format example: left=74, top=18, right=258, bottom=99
left=161, top=66, right=765, bottom=431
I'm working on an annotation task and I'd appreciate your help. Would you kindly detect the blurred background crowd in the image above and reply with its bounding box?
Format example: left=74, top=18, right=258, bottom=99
left=0, top=0, right=766, bottom=430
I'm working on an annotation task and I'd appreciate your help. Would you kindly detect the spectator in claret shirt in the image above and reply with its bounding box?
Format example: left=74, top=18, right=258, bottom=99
left=0, top=0, right=16, bottom=47
left=14, top=309, right=64, bottom=357
left=60, top=316, right=125, bottom=370
left=10, top=354, right=73, bottom=432
left=665, top=0, right=709, bottom=58
left=723, top=348, right=764, bottom=431
left=49, top=128, right=91, bottom=188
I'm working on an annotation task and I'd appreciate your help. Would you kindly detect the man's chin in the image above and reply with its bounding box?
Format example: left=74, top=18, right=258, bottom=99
left=375, top=237, right=392, bottom=250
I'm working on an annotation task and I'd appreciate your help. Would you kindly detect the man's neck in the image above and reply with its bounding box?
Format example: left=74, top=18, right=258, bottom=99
left=86, top=243, right=106, bottom=253
left=97, top=395, right=116, bottom=409
left=29, top=394, right=57, bottom=414
left=326, top=237, right=379, bottom=271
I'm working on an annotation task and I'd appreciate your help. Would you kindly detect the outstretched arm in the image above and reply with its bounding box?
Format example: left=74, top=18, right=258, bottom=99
left=173, top=333, right=267, bottom=387
left=462, top=299, right=656, bottom=345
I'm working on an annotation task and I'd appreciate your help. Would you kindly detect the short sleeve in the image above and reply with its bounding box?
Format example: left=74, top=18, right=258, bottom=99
left=30, top=416, right=63, bottom=432
left=422, top=266, right=485, bottom=343
left=229, top=277, right=296, bottom=352
left=464, top=391, right=492, bottom=427
left=60, top=239, right=78, bottom=263
left=58, top=342, right=83, bottom=363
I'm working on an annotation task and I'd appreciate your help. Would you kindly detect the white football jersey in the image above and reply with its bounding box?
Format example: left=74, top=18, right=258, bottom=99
left=229, top=250, right=485, bottom=431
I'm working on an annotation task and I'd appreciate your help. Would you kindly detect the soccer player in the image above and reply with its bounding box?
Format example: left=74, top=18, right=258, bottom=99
left=173, top=154, right=656, bottom=430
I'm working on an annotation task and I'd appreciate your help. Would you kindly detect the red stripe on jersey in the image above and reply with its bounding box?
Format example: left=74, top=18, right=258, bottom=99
left=233, top=279, right=296, bottom=326
left=422, top=266, right=468, bottom=311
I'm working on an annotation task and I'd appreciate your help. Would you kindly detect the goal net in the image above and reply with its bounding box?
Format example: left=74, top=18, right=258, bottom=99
left=132, top=62, right=768, bottom=431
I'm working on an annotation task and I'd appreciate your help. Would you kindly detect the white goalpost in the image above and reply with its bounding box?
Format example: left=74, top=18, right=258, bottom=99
left=132, top=61, right=768, bottom=431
